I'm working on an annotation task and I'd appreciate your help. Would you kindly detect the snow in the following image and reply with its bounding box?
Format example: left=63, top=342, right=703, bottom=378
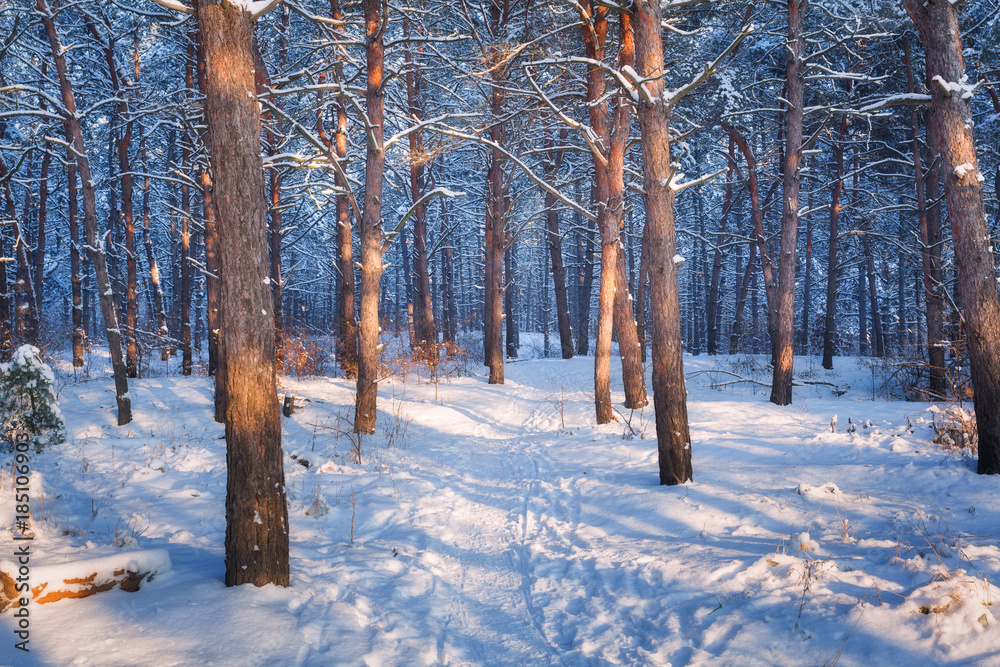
left=931, top=74, right=978, bottom=100
left=2, top=349, right=999, bottom=665
left=0, top=549, right=171, bottom=600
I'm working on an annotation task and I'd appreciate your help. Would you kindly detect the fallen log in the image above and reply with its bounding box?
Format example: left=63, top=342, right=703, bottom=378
left=0, top=549, right=171, bottom=612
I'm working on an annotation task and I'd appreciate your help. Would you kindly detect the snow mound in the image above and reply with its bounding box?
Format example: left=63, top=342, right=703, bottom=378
left=905, top=573, right=999, bottom=635
left=796, top=481, right=841, bottom=499
left=790, top=532, right=819, bottom=553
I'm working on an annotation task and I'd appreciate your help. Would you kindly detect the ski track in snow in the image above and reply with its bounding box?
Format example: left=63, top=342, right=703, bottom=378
left=2, top=348, right=1000, bottom=666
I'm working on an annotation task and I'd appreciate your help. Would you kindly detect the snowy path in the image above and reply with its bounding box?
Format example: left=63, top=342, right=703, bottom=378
left=3, top=353, right=1000, bottom=666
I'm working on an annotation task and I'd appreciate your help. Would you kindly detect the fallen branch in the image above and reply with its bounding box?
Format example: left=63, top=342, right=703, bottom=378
left=1, top=549, right=171, bottom=612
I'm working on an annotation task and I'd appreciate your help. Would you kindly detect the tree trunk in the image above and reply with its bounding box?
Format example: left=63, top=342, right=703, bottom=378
left=140, top=142, right=168, bottom=363
left=34, top=144, right=50, bottom=337
left=355, top=0, right=387, bottom=432
left=903, top=37, right=946, bottom=397
left=707, top=136, right=735, bottom=356
left=326, top=1, right=357, bottom=377
left=68, top=140, right=84, bottom=366
left=577, top=204, right=596, bottom=356
left=505, top=240, right=518, bottom=359
left=730, top=242, right=755, bottom=355
left=117, top=112, right=138, bottom=378
left=635, top=219, right=649, bottom=363
left=180, top=44, right=194, bottom=376
left=543, top=135, right=574, bottom=359
left=634, top=0, right=692, bottom=485
left=822, top=115, right=848, bottom=370
left=404, top=19, right=436, bottom=355
left=862, top=227, right=884, bottom=357
left=769, top=0, right=806, bottom=406
left=196, top=0, right=289, bottom=585
left=904, top=0, right=1000, bottom=474
left=39, top=0, right=131, bottom=424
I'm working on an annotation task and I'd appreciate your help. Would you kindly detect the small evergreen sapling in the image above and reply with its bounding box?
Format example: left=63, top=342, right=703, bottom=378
left=1, top=345, right=65, bottom=452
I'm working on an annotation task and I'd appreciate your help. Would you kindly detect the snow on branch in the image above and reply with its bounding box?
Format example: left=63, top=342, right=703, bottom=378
left=931, top=74, right=981, bottom=100
left=662, top=24, right=754, bottom=108
left=664, top=167, right=726, bottom=194
left=145, top=0, right=194, bottom=14
left=857, top=93, right=931, bottom=114
left=382, top=188, right=466, bottom=253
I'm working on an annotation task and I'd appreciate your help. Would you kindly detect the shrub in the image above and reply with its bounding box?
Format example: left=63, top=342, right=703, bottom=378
left=1, top=345, right=65, bottom=452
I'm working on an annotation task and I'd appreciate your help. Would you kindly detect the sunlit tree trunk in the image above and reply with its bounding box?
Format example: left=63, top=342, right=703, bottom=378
left=634, top=0, right=692, bottom=485
left=355, top=0, right=387, bottom=432
left=904, top=0, right=1000, bottom=474
left=39, top=0, right=131, bottom=424
left=822, top=115, right=848, bottom=370
left=196, top=0, right=289, bottom=585
left=769, top=0, right=806, bottom=406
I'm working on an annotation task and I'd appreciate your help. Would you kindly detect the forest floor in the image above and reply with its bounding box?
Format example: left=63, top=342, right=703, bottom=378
left=2, top=339, right=999, bottom=666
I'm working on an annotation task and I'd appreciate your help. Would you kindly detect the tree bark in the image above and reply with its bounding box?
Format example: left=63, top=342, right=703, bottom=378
left=354, top=0, right=387, bottom=432
left=68, top=139, right=84, bottom=366
left=707, top=137, right=735, bottom=356
left=34, top=144, right=49, bottom=338
left=140, top=141, right=168, bottom=363
left=196, top=0, right=289, bottom=584
left=904, top=0, right=1000, bottom=474
left=543, top=131, right=574, bottom=359
left=39, top=0, right=131, bottom=424
left=769, top=0, right=806, bottom=406
left=404, top=18, right=436, bottom=355
left=903, top=36, right=946, bottom=397
left=634, top=0, right=692, bottom=485
left=483, top=4, right=509, bottom=385
left=822, top=115, right=848, bottom=370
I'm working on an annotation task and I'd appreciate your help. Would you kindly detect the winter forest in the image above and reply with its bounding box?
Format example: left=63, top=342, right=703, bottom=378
left=1, top=0, right=1000, bottom=664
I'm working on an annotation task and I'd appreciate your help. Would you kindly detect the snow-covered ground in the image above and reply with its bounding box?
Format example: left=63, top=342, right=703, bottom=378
left=2, top=346, right=999, bottom=666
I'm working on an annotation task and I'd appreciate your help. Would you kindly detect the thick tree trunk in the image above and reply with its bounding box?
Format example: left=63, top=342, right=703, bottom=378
left=769, top=0, right=806, bottom=406
left=581, top=5, right=645, bottom=421
left=904, top=0, right=1000, bottom=474
left=354, top=0, right=387, bottom=432
left=196, top=0, right=289, bottom=585
left=634, top=0, right=692, bottom=485
left=39, top=0, right=131, bottom=424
